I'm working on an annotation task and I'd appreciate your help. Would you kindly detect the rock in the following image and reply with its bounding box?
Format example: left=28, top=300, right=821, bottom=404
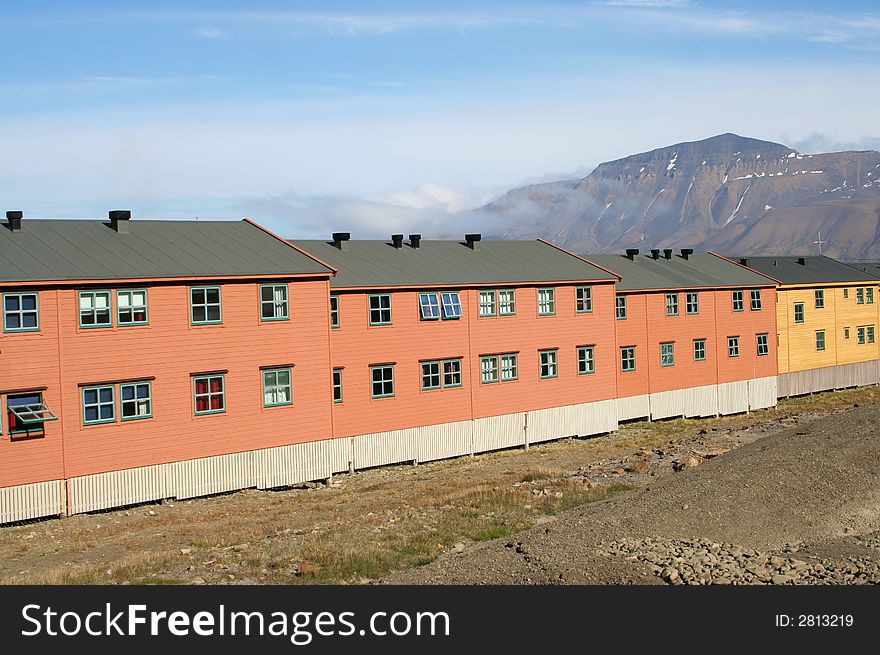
left=712, top=577, right=732, bottom=585
left=192, top=577, right=206, bottom=585
left=771, top=574, right=794, bottom=585
left=180, top=548, right=192, bottom=555
left=681, top=504, right=689, bottom=510
left=661, top=567, right=679, bottom=583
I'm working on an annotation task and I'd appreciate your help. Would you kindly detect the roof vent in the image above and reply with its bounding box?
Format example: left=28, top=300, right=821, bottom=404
left=6, top=210, right=22, bottom=231
left=391, top=234, right=404, bottom=249
left=625, top=248, right=639, bottom=260
left=109, top=209, right=131, bottom=233
left=663, top=248, right=673, bottom=260
left=465, top=233, right=481, bottom=250
left=797, top=257, right=806, bottom=266
left=650, top=249, right=660, bottom=260
left=332, top=232, right=351, bottom=251
left=681, top=248, right=694, bottom=260
left=739, top=257, right=748, bottom=266
left=409, top=234, right=421, bottom=249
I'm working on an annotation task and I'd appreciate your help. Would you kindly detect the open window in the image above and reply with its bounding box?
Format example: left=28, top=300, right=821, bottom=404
left=7, top=392, right=57, bottom=437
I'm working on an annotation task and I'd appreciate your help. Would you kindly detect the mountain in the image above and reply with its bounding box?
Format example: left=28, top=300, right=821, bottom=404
left=483, top=133, right=880, bottom=258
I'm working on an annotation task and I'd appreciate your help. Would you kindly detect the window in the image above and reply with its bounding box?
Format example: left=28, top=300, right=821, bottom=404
left=260, top=284, right=289, bottom=321
left=418, top=292, right=441, bottom=320
left=500, top=354, right=518, bottom=381
left=857, top=287, right=865, bottom=304
left=539, top=349, right=558, bottom=379
left=498, top=289, right=516, bottom=316
left=538, top=288, right=556, bottom=316
left=815, top=330, right=825, bottom=352
left=858, top=326, right=866, bottom=344
left=686, top=292, right=699, bottom=315
left=7, top=393, right=57, bottom=434
left=794, top=303, right=805, bottom=324
left=443, top=359, right=463, bottom=387
left=665, top=293, right=679, bottom=317
left=750, top=289, right=762, bottom=311
left=576, top=287, right=593, bottom=313
left=370, top=365, right=394, bottom=398
left=757, top=333, right=769, bottom=356
left=79, top=290, right=112, bottom=328
left=369, top=294, right=392, bottom=325
left=844, top=327, right=850, bottom=340
left=620, top=347, right=636, bottom=372
left=844, top=288, right=849, bottom=299
left=330, top=296, right=340, bottom=328
left=191, top=287, right=222, bottom=324
left=194, top=375, right=225, bottom=414
left=117, top=290, right=148, bottom=325
left=814, top=289, right=825, bottom=309
left=333, top=369, right=343, bottom=403
left=578, top=346, right=595, bottom=375
left=421, top=362, right=441, bottom=390
left=120, top=382, right=152, bottom=420
left=616, top=295, right=627, bottom=320
left=479, top=290, right=497, bottom=317
left=660, top=342, right=675, bottom=367
left=263, top=368, right=292, bottom=407
left=481, top=356, right=499, bottom=384
left=732, top=290, right=744, bottom=312
left=869, top=326, right=876, bottom=344
left=440, top=292, right=462, bottom=319
left=3, top=293, right=39, bottom=332
left=728, top=336, right=740, bottom=358
left=82, top=386, right=115, bottom=424
left=693, top=339, right=706, bottom=361
left=869, top=288, right=875, bottom=304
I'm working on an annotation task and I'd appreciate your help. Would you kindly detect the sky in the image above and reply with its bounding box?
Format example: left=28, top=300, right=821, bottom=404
left=2, top=0, right=879, bottom=237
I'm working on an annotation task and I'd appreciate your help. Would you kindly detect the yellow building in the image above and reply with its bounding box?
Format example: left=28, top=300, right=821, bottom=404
left=740, top=256, right=880, bottom=396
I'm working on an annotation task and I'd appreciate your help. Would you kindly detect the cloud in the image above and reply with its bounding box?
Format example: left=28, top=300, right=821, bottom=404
left=604, top=0, right=693, bottom=7
left=196, top=27, right=226, bottom=39
left=789, top=132, right=880, bottom=155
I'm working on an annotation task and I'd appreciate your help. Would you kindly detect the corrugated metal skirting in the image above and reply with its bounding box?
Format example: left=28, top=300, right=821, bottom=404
left=748, top=376, right=777, bottom=410
left=0, top=479, right=63, bottom=524
left=778, top=362, right=880, bottom=397
left=617, top=394, right=650, bottom=421
left=472, top=412, right=526, bottom=453
left=717, top=380, right=750, bottom=416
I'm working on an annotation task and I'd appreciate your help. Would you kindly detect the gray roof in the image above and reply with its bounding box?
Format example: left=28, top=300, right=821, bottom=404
left=0, top=219, right=333, bottom=283
left=291, top=239, right=617, bottom=288
left=586, top=252, right=777, bottom=291
left=736, top=256, right=880, bottom=285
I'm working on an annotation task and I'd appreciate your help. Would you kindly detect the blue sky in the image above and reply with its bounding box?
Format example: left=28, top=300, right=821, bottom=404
left=2, top=0, right=879, bottom=236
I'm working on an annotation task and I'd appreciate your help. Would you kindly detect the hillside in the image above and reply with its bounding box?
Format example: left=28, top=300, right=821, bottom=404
left=483, top=133, right=880, bottom=258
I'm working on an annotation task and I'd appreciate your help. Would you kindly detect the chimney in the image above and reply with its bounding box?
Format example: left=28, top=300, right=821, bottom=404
left=663, top=248, right=673, bottom=260
left=650, top=249, right=660, bottom=260
left=625, top=248, right=639, bottom=260
left=109, top=209, right=131, bottom=233
left=681, top=248, right=694, bottom=260
left=797, top=257, right=806, bottom=266
left=409, top=234, right=421, bottom=249
left=391, top=234, right=404, bottom=249
left=465, top=233, right=481, bottom=250
left=6, top=210, right=22, bottom=231
left=739, top=257, right=748, bottom=266
left=332, top=232, right=351, bottom=251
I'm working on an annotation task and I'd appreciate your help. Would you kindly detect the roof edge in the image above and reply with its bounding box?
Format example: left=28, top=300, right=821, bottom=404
left=536, top=238, right=622, bottom=281
left=709, top=252, right=782, bottom=286
left=242, top=218, right=337, bottom=277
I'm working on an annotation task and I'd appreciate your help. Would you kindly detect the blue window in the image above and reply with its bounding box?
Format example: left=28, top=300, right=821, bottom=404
left=4, top=293, right=39, bottom=332
left=441, top=292, right=462, bottom=319
left=419, top=293, right=441, bottom=320
left=82, top=386, right=116, bottom=424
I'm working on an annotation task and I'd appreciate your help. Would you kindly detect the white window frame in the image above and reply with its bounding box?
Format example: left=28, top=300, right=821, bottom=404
left=577, top=346, right=595, bottom=375
left=418, top=292, right=441, bottom=321
left=479, top=290, right=497, bottom=317
left=260, top=284, right=289, bottom=321
left=537, top=288, right=556, bottom=316
left=263, top=368, right=293, bottom=407
left=498, top=289, right=516, bottom=316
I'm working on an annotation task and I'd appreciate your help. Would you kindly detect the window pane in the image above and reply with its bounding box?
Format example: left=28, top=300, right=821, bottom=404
left=99, top=405, right=113, bottom=420
left=6, top=313, right=21, bottom=329
left=99, top=387, right=113, bottom=403
left=84, top=389, right=98, bottom=404
left=206, top=288, right=220, bottom=304
left=207, top=306, right=221, bottom=322
left=5, top=296, right=19, bottom=311
left=22, top=295, right=36, bottom=311
left=85, top=406, right=99, bottom=422
left=192, top=306, right=206, bottom=323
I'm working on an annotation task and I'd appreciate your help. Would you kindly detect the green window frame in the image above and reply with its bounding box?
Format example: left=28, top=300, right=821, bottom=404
left=616, top=295, right=627, bottom=320
left=815, top=330, right=825, bottom=352
left=732, top=290, right=744, bottom=312
left=794, top=303, right=805, bottom=324
left=193, top=374, right=226, bottom=415
left=537, top=288, right=556, bottom=316
left=539, top=349, right=558, bottom=379
left=480, top=356, right=499, bottom=384
left=686, top=292, right=699, bottom=315
left=844, top=288, right=849, bottom=299
left=665, top=293, right=679, bottom=317
left=191, top=287, right=222, bottom=325
left=844, top=327, right=850, bottom=340
left=814, top=289, right=824, bottom=309
left=577, top=346, right=595, bottom=375
left=440, top=292, right=463, bottom=320
left=333, top=368, right=343, bottom=403
left=120, top=381, right=153, bottom=420
left=443, top=359, right=463, bottom=387
left=660, top=342, right=675, bottom=367
left=620, top=346, right=636, bottom=372
left=7, top=392, right=57, bottom=434
left=757, top=334, right=769, bottom=357
left=750, top=289, right=763, bottom=311
left=263, top=368, right=293, bottom=407
left=371, top=365, right=395, bottom=398
left=260, top=284, right=289, bottom=321
left=868, top=288, right=875, bottom=304
left=858, top=326, right=866, bottom=344
left=369, top=294, right=392, bottom=325
left=694, top=339, right=706, bottom=361
left=330, top=296, right=340, bottom=328
left=117, top=289, right=149, bottom=326
left=421, top=361, right=442, bottom=390
left=79, top=290, right=113, bottom=328
left=576, top=286, right=593, bottom=313
left=500, top=354, right=518, bottom=382
left=3, top=292, right=39, bottom=332
left=869, top=326, right=876, bottom=343
left=857, top=287, right=865, bottom=304
left=498, top=289, right=516, bottom=316
left=82, top=385, right=116, bottom=425
left=479, top=290, right=497, bottom=317
left=728, top=336, right=740, bottom=358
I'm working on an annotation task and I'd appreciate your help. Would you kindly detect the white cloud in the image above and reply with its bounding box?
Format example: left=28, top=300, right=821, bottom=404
left=196, top=27, right=226, bottom=39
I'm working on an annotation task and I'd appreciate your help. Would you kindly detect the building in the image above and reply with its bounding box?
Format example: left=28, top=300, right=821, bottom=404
left=737, top=256, right=880, bottom=396
left=587, top=249, right=779, bottom=420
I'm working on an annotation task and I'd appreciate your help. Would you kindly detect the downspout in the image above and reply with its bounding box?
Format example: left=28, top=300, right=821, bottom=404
left=55, top=289, right=69, bottom=515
